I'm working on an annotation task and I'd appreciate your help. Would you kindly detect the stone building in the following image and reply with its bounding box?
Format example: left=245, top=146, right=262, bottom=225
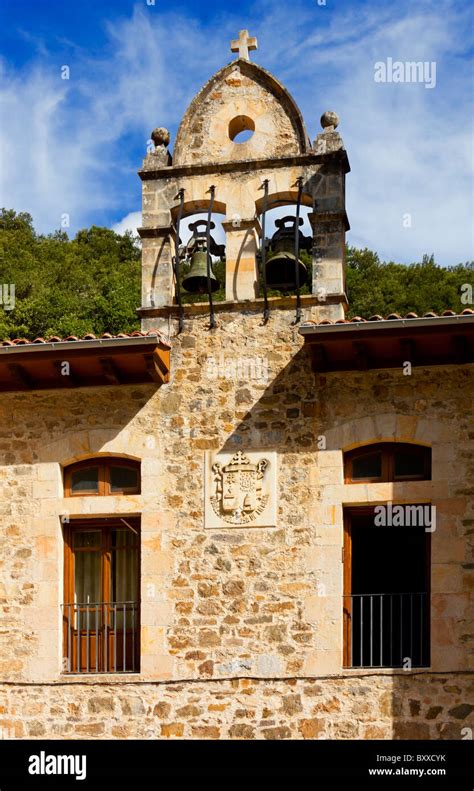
left=0, top=30, right=473, bottom=741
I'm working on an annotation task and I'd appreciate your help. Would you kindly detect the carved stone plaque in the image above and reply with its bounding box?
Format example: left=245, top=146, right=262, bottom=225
left=204, top=450, right=277, bottom=528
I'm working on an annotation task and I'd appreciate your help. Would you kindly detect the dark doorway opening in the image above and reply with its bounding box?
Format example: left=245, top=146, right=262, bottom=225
left=343, top=507, right=430, bottom=668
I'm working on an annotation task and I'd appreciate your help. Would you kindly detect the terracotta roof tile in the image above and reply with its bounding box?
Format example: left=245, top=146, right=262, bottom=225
left=301, top=309, right=474, bottom=328
left=1, top=330, right=170, bottom=348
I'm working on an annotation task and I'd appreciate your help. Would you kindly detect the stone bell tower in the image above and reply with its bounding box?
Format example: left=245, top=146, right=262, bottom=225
left=138, top=29, right=350, bottom=333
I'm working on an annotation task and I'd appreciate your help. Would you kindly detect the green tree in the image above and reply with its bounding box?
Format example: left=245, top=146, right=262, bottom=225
left=0, top=210, right=141, bottom=339
left=0, top=210, right=472, bottom=338
left=345, top=246, right=473, bottom=318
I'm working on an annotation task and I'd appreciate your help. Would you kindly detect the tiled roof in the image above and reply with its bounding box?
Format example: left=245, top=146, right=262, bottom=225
left=301, top=309, right=474, bottom=327
left=300, top=308, right=474, bottom=371
left=1, top=330, right=171, bottom=348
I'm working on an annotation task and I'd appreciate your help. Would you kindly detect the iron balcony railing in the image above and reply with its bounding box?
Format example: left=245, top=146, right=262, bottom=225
left=62, top=601, right=139, bottom=674
left=343, top=592, right=430, bottom=668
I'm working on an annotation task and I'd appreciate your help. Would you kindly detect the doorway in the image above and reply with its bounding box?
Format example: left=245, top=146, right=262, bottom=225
left=62, top=517, right=140, bottom=673
left=343, top=507, right=430, bottom=668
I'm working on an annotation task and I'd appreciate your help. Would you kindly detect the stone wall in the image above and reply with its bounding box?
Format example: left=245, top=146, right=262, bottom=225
left=0, top=307, right=472, bottom=737
left=1, top=674, right=472, bottom=740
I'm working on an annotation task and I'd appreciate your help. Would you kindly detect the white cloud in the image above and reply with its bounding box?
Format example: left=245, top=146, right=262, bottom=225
left=111, top=211, right=142, bottom=236
left=0, top=7, right=217, bottom=235
left=259, top=0, right=473, bottom=264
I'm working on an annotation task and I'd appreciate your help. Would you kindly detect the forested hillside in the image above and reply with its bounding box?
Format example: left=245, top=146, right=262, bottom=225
left=0, top=209, right=471, bottom=339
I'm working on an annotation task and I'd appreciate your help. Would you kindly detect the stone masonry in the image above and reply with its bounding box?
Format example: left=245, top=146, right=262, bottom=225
left=0, top=31, right=472, bottom=740
left=0, top=311, right=473, bottom=737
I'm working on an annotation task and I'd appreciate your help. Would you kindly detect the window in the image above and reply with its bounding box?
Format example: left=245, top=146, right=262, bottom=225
left=344, top=443, right=431, bottom=483
left=65, top=458, right=140, bottom=496
left=343, top=507, right=430, bottom=669
left=62, top=518, right=140, bottom=673
left=228, top=115, right=255, bottom=143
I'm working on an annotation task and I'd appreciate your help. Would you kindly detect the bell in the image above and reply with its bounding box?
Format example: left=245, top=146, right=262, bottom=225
left=266, top=249, right=307, bottom=292
left=265, top=216, right=308, bottom=291
left=182, top=248, right=219, bottom=294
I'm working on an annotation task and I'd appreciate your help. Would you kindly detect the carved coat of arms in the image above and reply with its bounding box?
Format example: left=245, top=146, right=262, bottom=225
left=210, top=451, right=270, bottom=525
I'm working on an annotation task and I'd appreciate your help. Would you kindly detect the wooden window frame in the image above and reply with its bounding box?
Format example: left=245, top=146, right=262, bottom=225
left=63, top=517, right=141, bottom=604
left=344, top=443, right=431, bottom=484
left=343, top=506, right=431, bottom=668
left=64, top=458, right=141, bottom=497
left=63, top=517, right=141, bottom=673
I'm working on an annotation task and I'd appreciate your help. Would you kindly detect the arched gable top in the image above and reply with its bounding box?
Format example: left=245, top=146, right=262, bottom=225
left=173, top=59, right=312, bottom=166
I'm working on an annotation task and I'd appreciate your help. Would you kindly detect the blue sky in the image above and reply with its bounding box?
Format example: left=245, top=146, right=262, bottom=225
left=0, top=0, right=472, bottom=264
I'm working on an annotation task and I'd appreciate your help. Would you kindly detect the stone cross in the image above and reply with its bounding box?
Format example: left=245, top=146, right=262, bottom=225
left=231, top=29, right=258, bottom=61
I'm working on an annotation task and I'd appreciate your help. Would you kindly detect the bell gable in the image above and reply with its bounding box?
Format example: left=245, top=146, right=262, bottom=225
left=172, top=59, right=312, bottom=166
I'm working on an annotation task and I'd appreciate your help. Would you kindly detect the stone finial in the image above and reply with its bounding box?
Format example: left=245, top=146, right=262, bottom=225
left=143, top=127, right=172, bottom=170
left=314, top=111, right=344, bottom=154
left=320, top=111, right=339, bottom=131
left=151, top=127, right=171, bottom=148
left=231, top=29, right=258, bottom=61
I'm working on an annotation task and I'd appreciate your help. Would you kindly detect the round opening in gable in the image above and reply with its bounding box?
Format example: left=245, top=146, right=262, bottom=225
left=228, top=115, right=255, bottom=143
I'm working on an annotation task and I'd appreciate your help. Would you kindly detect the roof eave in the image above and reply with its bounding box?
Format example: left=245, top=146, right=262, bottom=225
left=299, top=315, right=474, bottom=337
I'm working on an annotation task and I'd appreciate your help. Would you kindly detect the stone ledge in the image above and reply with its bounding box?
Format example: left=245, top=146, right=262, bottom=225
left=138, top=293, right=348, bottom=318
left=138, top=149, right=350, bottom=181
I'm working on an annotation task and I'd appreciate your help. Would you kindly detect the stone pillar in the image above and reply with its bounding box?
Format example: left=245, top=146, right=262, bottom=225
left=139, top=224, right=176, bottom=310
left=139, top=127, right=176, bottom=314
left=309, top=112, right=349, bottom=321
left=222, top=218, right=260, bottom=301
left=308, top=203, right=346, bottom=299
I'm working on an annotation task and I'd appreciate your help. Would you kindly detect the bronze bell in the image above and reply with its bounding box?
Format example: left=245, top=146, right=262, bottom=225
left=182, top=219, right=223, bottom=294
left=266, top=216, right=309, bottom=291
left=182, top=244, right=219, bottom=294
